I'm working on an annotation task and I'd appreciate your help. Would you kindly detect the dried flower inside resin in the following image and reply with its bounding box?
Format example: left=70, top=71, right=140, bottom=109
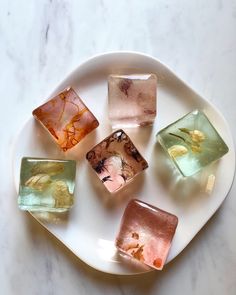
left=32, top=87, right=99, bottom=151
left=52, top=180, right=74, bottom=208
left=157, top=110, right=229, bottom=176
left=25, top=174, right=52, bottom=191
left=18, top=158, right=76, bottom=212
left=168, top=145, right=188, bottom=158
left=169, top=128, right=206, bottom=154
left=108, top=74, right=157, bottom=128
left=31, top=162, right=64, bottom=176
left=116, top=199, right=178, bottom=270
left=189, top=130, right=205, bottom=143
left=86, top=129, right=148, bottom=193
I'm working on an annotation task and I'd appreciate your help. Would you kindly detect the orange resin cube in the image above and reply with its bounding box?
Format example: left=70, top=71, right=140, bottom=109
left=33, top=87, right=99, bottom=151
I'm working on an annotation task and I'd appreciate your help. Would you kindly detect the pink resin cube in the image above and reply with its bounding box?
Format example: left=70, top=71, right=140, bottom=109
left=108, top=74, right=157, bottom=128
left=116, top=199, right=178, bottom=270
left=86, top=130, right=148, bottom=193
left=33, top=87, right=99, bottom=151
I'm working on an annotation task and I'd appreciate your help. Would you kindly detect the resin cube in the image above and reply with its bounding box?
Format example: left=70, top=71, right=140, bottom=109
left=157, top=110, right=229, bottom=176
left=18, top=157, right=76, bottom=212
left=86, top=130, right=148, bottom=193
left=108, top=74, right=157, bottom=128
left=116, top=199, right=178, bottom=270
left=33, top=87, right=99, bottom=151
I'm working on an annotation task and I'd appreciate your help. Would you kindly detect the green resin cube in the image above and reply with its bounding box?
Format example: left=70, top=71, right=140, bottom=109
left=18, top=157, right=76, bottom=212
left=157, top=110, right=229, bottom=177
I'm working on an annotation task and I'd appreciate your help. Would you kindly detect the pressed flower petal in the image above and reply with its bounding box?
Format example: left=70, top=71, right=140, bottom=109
left=31, top=162, right=64, bottom=176
left=189, top=130, right=205, bottom=143
left=168, top=145, right=188, bottom=158
left=25, top=174, right=52, bottom=191
left=191, top=145, right=202, bottom=153
left=52, top=180, right=74, bottom=207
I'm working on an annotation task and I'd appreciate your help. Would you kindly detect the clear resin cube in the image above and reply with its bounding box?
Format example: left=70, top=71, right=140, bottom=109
left=157, top=110, right=229, bottom=176
left=33, top=87, right=99, bottom=151
left=18, top=157, right=76, bottom=212
left=108, top=74, right=157, bottom=128
left=86, top=130, right=148, bottom=193
left=116, top=199, right=178, bottom=270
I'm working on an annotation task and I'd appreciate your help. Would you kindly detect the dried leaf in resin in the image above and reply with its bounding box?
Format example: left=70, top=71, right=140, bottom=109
left=31, top=162, right=64, bottom=176
left=157, top=110, right=229, bottom=176
left=25, top=174, right=52, bottom=191
left=18, top=157, right=76, bottom=212
left=116, top=199, right=178, bottom=270
left=52, top=180, right=74, bottom=208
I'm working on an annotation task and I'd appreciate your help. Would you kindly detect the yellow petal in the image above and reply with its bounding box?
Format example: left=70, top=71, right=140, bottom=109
left=31, top=162, right=64, bottom=176
left=52, top=180, right=74, bottom=208
left=189, top=130, right=205, bottom=143
left=25, top=174, right=51, bottom=190
left=191, top=145, right=202, bottom=153
left=168, top=145, right=188, bottom=158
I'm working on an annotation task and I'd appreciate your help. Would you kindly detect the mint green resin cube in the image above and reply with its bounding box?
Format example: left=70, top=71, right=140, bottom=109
left=157, top=110, right=229, bottom=176
left=18, top=157, right=76, bottom=212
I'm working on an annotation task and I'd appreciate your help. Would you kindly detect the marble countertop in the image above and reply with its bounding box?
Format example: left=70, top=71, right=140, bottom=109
left=0, top=0, right=235, bottom=294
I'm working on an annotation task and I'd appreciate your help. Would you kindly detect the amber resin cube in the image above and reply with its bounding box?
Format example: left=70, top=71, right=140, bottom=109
left=86, top=130, right=148, bottom=193
left=108, top=74, right=157, bottom=128
left=116, top=199, right=178, bottom=270
left=33, top=87, right=99, bottom=151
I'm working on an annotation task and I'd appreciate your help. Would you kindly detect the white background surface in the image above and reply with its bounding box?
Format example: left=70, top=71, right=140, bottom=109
left=0, top=0, right=235, bottom=294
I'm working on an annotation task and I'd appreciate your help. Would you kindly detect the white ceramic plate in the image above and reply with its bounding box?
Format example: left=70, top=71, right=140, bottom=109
left=12, top=52, right=235, bottom=275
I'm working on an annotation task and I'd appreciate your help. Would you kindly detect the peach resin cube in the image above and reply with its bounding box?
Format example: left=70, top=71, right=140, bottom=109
left=86, top=130, right=148, bottom=193
left=108, top=74, right=157, bottom=128
left=116, top=199, right=178, bottom=270
left=33, top=87, right=99, bottom=151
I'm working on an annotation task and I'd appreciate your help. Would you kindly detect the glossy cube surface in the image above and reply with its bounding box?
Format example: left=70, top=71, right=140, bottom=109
left=86, top=130, right=148, bottom=193
left=108, top=74, right=157, bottom=128
left=33, top=87, right=99, bottom=151
left=157, top=110, right=229, bottom=176
left=18, top=157, right=76, bottom=212
left=116, top=199, right=178, bottom=270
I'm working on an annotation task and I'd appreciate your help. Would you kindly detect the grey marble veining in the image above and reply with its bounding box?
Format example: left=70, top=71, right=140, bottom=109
left=0, top=0, right=236, bottom=294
